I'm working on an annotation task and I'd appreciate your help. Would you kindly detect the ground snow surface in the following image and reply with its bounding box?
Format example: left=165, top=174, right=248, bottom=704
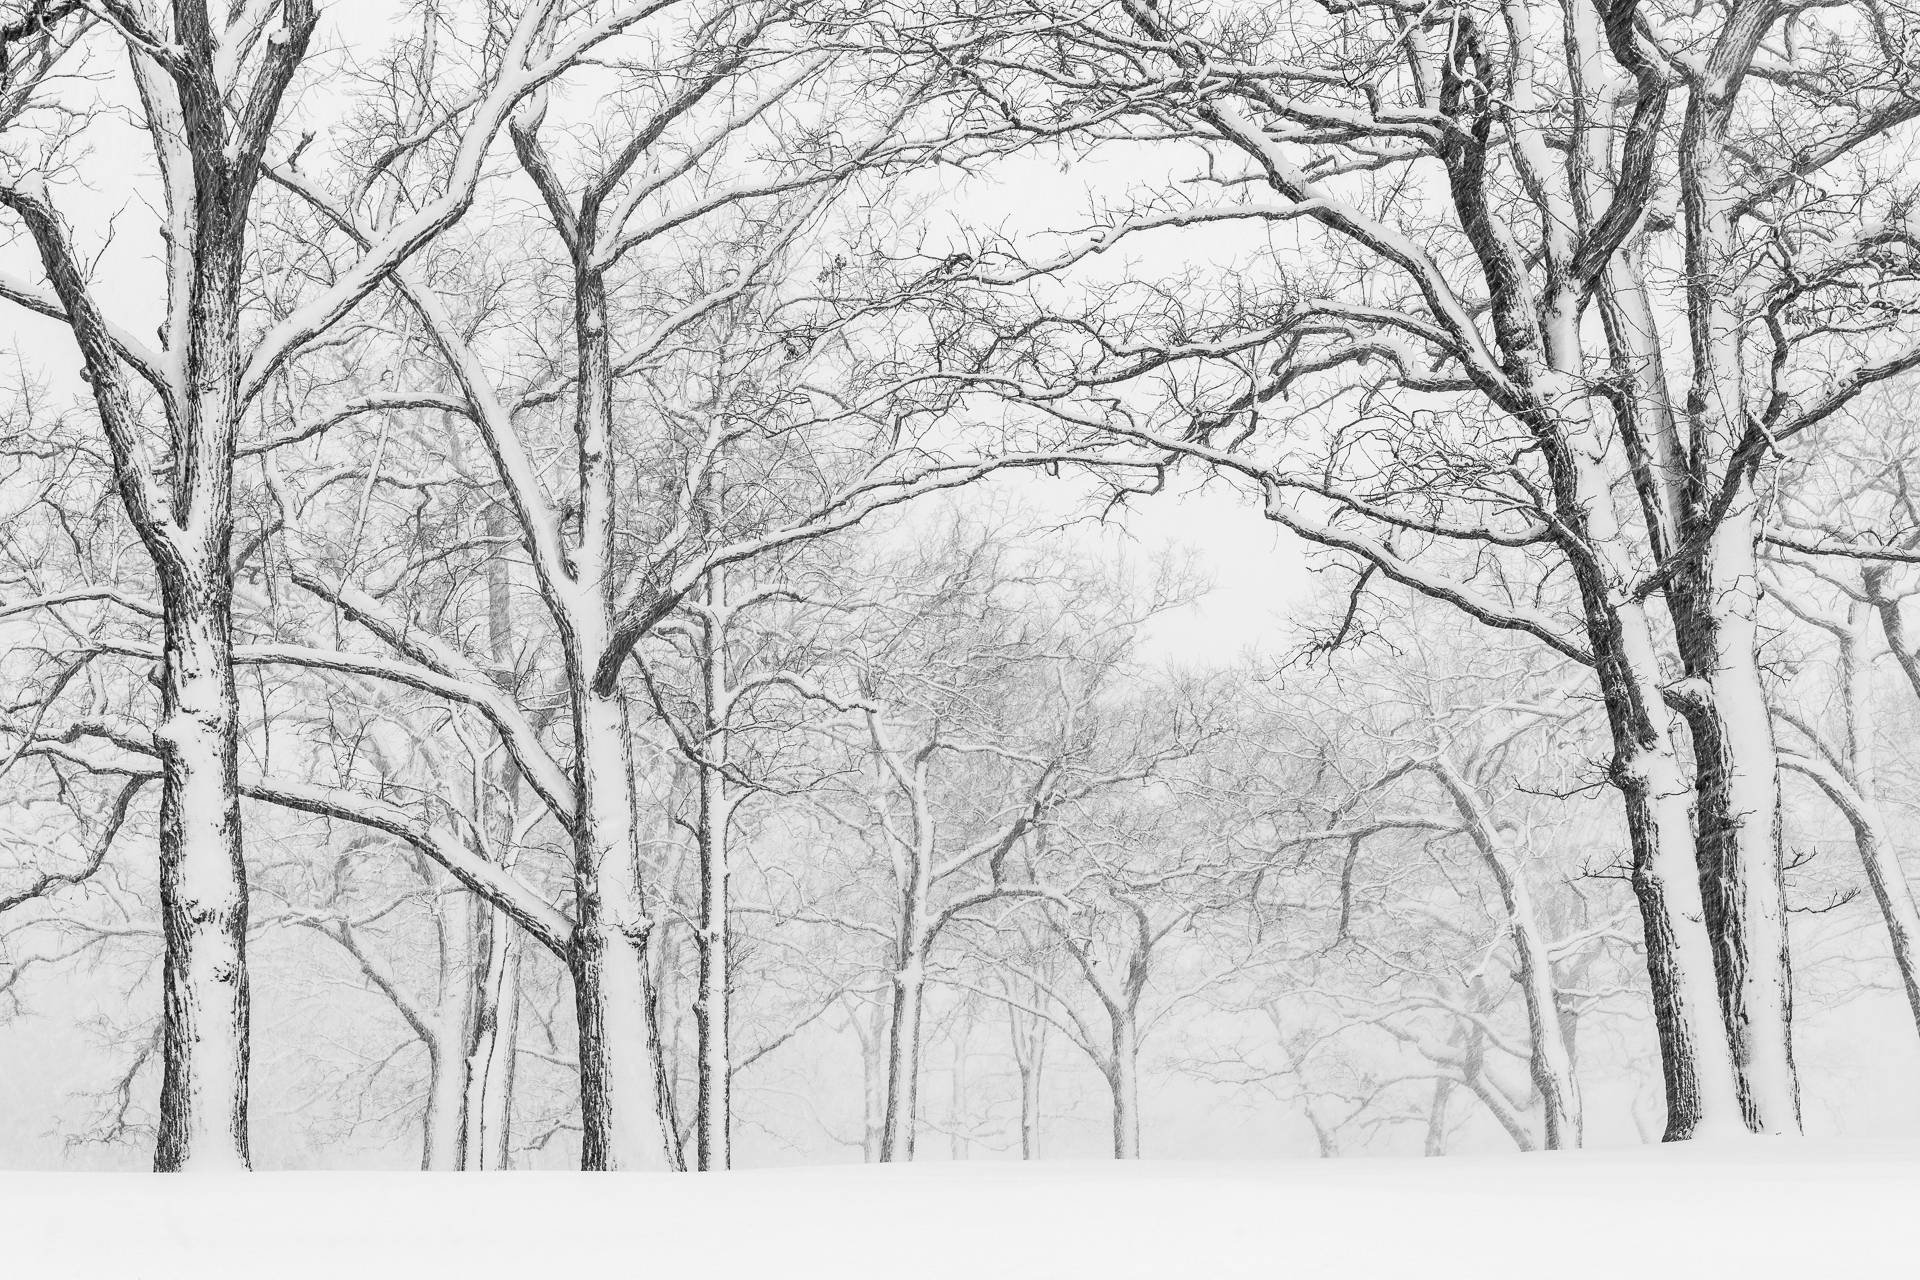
left=4, top=1138, right=1911, bottom=1278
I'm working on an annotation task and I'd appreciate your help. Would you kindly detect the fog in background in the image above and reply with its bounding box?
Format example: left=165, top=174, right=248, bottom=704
left=4, top=0, right=1920, bottom=1173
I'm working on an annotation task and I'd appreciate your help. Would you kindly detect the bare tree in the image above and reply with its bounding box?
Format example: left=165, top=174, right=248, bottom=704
left=935, top=0, right=1920, bottom=1137
left=0, top=0, right=660, bottom=1168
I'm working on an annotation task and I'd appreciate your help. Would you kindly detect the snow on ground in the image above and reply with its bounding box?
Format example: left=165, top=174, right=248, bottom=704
left=3, top=1138, right=1911, bottom=1278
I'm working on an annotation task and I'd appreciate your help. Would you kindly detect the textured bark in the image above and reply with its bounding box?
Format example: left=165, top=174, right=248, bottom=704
left=694, top=569, right=732, bottom=1171
left=152, top=586, right=252, bottom=1171
left=461, top=909, right=520, bottom=1170
left=1669, top=496, right=1800, bottom=1133
left=0, top=0, right=320, bottom=1171
left=1667, top=0, right=1803, bottom=1134
left=569, top=690, right=666, bottom=1170
left=879, top=956, right=927, bottom=1162
left=462, top=516, right=523, bottom=1169
left=1106, top=1018, right=1140, bottom=1159
left=422, top=1011, right=470, bottom=1172
left=1525, top=388, right=1744, bottom=1140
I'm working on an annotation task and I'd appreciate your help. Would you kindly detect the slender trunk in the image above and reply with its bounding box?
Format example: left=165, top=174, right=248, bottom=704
left=1507, top=870, right=1581, bottom=1149
left=1107, top=1017, right=1139, bottom=1159
left=1827, top=790, right=1920, bottom=1034
left=1460, top=1021, right=1536, bottom=1152
left=1424, top=1076, right=1454, bottom=1157
left=463, top=526, right=522, bottom=1170
left=879, top=950, right=927, bottom=1162
left=694, top=570, right=731, bottom=1171
left=153, top=584, right=252, bottom=1171
left=948, top=1031, right=969, bottom=1160
left=570, top=688, right=666, bottom=1170
left=1434, top=759, right=1582, bottom=1148
left=1010, top=1005, right=1045, bottom=1160
left=1875, top=590, right=1920, bottom=710
left=421, top=884, right=473, bottom=1171
left=1792, top=600, right=1920, bottom=1036
left=856, top=1000, right=888, bottom=1162
left=879, top=748, right=933, bottom=1163
left=463, top=916, right=520, bottom=1169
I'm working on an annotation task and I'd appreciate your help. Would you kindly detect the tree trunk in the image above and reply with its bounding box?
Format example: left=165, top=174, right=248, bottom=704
left=463, top=915, right=520, bottom=1170
left=1618, top=734, right=1748, bottom=1139
left=1524, top=379, right=1745, bottom=1139
left=569, top=688, right=666, bottom=1170
left=1424, top=1076, right=1454, bottom=1157
left=1107, top=1018, right=1140, bottom=1159
left=879, top=952, right=927, bottom=1162
left=464, top=530, right=522, bottom=1170
left=948, top=1030, right=970, bottom=1160
left=856, top=1000, right=888, bottom=1162
left=1010, top=1005, right=1045, bottom=1160
left=422, top=1025, right=469, bottom=1171
left=152, top=583, right=252, bottom=1172
left=1434, top=759, right=1582, bottom=1148
left=1671, top=495, right=1800, bottom=1133
left=1671, top=8, right=1801, bottom=1135
left=1508, top=871, right=1581, bottom=1149
left=694, top=570, right=731, bottom=1171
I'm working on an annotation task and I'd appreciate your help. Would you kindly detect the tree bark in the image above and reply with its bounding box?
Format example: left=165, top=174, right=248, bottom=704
left=462, top=912, right=520, bottom=1170
left=1107, top=1017, right=1140, bottom=1159
left=463, top=525, right=522, bottom=1169
left=1670, top=493, right=1800, bottom=1132
left=879, top=952, right=927, bottom=1162
left=694, top=569, right=732, bottom=1171
left=1535, top=391, right=1745, bottom=1139
left=569, top=688, right=667, bottom=1170
left=422, top=1015, right=470, bottom=1171
left=152, top=583, right=252, bottom=1171
left=1667, top=0, right=1803, bottom=1134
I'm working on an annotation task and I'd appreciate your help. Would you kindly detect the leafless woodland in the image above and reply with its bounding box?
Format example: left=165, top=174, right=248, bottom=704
left=3, top=0, right=1920, bottom=1172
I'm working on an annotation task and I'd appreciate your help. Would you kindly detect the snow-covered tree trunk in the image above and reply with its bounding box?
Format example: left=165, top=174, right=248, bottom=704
left=1544, top=394, right=1745, bottom=1139
left=152, top=583, right=253, bottom=1171
left=694, top=569, right=732, bottom=1171
left=1106, top=1017, right=1140, bottom=1159
left=461, top=922, right=519, bottom=1170
left=1009, top=1003, right=1046, bottom=1160
left=568, top=687, right=666, bottom=1171
left=1666, top=1, right=1802, bottom=1133
left=422, top=1008, right=470, bottom=1172
left=1671, top=490, right=1799, bottom=1133
left=879, top=948, right=928, bottom=1162
left=1616, top=713, right=1748, bottom=1140
left=854, top=1000, right=889, bottom=1162
left=462, top=514, right=524, bottom=1170
left=0, top=0, right=318, bottom=1168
